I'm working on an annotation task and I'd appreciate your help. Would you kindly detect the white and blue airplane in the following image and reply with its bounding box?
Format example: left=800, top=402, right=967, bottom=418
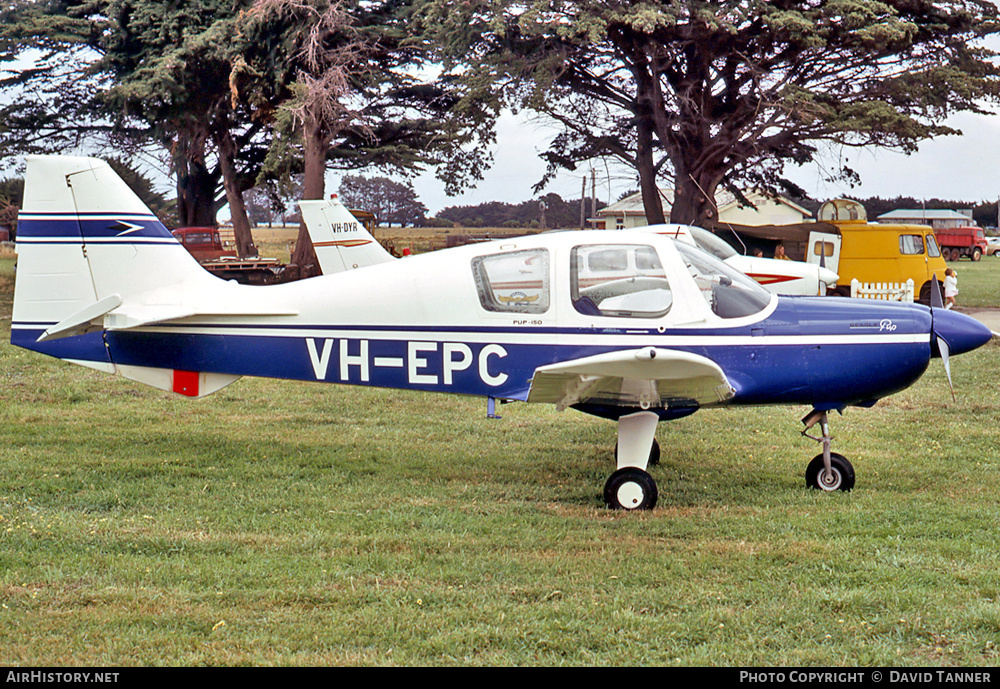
left=11, top=156, right=994, bottom=510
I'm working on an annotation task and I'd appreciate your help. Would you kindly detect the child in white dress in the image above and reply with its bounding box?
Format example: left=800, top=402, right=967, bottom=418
left=944, top=268, right=958, bottom=309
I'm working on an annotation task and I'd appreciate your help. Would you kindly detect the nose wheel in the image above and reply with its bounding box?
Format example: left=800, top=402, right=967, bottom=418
left=805, top=452, right=855, bottom=491
left=801, top=409, right=855, bottom=492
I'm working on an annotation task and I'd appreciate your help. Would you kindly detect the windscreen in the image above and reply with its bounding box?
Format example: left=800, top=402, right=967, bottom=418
left=688, top=227, right=738, bottom=260
left=676, top=242, right=772, bottom=319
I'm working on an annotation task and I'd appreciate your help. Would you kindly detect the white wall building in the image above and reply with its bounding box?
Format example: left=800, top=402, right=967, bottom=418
left=597, top=188, right=813, bottom=229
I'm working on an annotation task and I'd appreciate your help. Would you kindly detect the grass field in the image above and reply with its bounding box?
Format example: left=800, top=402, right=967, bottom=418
left=1, top=242, right=1000, bottom=666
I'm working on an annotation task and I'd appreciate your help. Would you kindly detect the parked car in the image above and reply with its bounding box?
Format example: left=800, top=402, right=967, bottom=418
left=986, top=236, right=1000, bottom=257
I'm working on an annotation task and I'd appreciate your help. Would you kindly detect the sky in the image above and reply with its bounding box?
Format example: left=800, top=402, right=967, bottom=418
left=367, top=107, right=1000, bottom=219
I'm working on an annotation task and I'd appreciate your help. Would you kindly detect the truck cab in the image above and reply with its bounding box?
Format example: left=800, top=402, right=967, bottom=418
left=171, top=227, right=236, bottom=262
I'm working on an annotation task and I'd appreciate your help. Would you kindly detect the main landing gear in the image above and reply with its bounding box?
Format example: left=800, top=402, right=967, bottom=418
left=604, top=411, right=660, bottom=510
left=801, top=409, right=855, bottom=492
left=603, top=408, right=857, bottom=510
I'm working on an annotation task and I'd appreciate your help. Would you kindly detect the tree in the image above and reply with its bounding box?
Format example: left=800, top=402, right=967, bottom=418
left=437, top=193, right=604, bottom=228
left=0, top=0, right=265, bottom=256
left=0, top=177, right=23, bottom=237
left=95, top=0, right=265, bottom=256
left=338, top=175, right=427, bottom=226
left=235, top=0, right=495, bottom=274
left=233, top=0, right=493, bottom=270
left=417, top=1, right=1000, bottom=226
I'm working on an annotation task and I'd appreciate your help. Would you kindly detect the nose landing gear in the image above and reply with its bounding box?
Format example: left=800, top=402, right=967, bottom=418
left=801, top=409, right=855, bottom=492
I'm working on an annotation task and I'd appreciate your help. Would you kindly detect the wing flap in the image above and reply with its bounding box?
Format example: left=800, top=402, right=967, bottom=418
left=527, top=347, right=735, bottom=410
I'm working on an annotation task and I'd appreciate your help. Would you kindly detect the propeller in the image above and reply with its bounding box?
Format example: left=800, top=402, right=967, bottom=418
left=929, top=273, right=955, bottom=401
left=930, top=272, right=944, bottom=309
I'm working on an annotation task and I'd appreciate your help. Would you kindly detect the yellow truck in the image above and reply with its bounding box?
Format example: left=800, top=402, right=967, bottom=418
left=804, top=199, right=948, bottom=303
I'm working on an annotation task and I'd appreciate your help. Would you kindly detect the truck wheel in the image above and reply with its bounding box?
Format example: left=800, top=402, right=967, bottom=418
left=942, top=248, right=953, bottom=261
left=972, top=248, right=982, bottom=261
left=918, top=282, right=932, bottom=306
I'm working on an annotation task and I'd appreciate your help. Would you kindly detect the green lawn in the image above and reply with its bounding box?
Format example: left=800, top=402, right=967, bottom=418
left=1, top=250, right=1000, bottom=666
left=947, top=256, right=1000, bottom=308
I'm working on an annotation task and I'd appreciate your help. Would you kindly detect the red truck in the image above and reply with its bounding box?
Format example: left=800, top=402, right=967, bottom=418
left=935, top=226, right=988, bottom=262
left=172, top=226, right=286, bottom=284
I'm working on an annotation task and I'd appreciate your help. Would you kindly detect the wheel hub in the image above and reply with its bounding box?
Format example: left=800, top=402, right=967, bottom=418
left=820, top=468, right=842, bottom=490
left=616, top=481, right=645, bottom=508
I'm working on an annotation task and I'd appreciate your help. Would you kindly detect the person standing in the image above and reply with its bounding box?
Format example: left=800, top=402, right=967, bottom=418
left=944, top=268, right=958, bottom=309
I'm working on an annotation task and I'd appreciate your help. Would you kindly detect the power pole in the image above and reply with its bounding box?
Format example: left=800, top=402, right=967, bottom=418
left=591, top=169, right=596, bottom=229
left=580, top=176, right=586, bottom=230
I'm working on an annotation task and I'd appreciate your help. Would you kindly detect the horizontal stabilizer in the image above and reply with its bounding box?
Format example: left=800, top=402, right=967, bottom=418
left=527, top=347, right=735, bottom=410
left=37, top=294, right=123, bottom=342
left=38, top=295, right=300, bottom=337
left=103, top=303, right=298, bottom=331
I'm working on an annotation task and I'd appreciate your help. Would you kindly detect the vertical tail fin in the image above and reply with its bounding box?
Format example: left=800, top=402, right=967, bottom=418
left=299, top=197, right=395, bottom=275
left=12, top=155, right=217, bottom=363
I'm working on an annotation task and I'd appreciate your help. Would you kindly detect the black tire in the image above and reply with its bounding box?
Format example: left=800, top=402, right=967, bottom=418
left=917, top=281, right=933, bottom=306
left=972, top=248, right=982, bottom=262
left=614, top=438, right=660, bottom=466
left=942, top=248, right=952, bottom=262
left=604, top=467, right=658, bottom=510
left=805, top=453, right=855, bottom=492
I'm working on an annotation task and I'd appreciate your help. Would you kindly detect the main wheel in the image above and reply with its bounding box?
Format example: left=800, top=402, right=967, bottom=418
left=805, top=453, right=855, bottom=492
left=614, top=438, right=661, bottom=466
left=972, top=248, right=982, bottom=262
left=604, top=467, right=658, bottom=510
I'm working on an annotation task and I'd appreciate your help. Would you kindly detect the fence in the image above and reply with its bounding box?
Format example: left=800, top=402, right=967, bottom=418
left=850, top=278, right=914, bottom=303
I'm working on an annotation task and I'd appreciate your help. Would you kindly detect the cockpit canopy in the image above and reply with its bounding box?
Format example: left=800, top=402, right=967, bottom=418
left=472, top=233, right=772, bottom=322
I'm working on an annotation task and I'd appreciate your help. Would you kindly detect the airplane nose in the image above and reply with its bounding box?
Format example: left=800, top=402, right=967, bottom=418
left=817, top=266, right=839, bottom=287
left=932, top=308, right=994, bottom=357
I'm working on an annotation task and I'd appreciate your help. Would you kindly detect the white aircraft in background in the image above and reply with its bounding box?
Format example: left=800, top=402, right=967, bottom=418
left=642, top=225, right=840, bottom=297
left=300, top=198, right=838, bottom=297
left=12, top=157, right=993, bottom=510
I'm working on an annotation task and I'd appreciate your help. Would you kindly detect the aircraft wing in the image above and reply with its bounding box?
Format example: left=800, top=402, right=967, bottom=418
left=527, top=347, right=735, bottom=411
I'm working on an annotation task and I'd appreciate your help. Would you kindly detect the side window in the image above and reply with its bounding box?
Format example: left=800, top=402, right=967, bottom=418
left=925, top=234, right=941, bottom=258
left=472, top=249, right=550, bottom=314
left=899, top=234, right=925, bottom=255
left=813, top=241, right=835, bottom=257
left=571, top=244, right=672, bottom=317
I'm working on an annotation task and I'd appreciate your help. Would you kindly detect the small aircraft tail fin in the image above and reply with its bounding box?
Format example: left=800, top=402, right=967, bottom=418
left=299, top=197, right=395, bottom=275
left=11, top=156, right=226, bottom=384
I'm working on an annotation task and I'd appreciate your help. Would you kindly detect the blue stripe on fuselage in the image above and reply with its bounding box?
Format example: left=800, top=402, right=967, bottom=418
left=10, top=297, right=935, bottom=409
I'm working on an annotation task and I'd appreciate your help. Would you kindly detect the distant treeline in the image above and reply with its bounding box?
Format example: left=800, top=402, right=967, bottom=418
left=435, top=192, right=607, bottom=229
left=434, top=192, right=1000, bottom=229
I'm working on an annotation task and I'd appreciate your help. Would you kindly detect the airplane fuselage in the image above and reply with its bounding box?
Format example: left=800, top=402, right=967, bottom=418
left=14, top=231, right=940, bottom=415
